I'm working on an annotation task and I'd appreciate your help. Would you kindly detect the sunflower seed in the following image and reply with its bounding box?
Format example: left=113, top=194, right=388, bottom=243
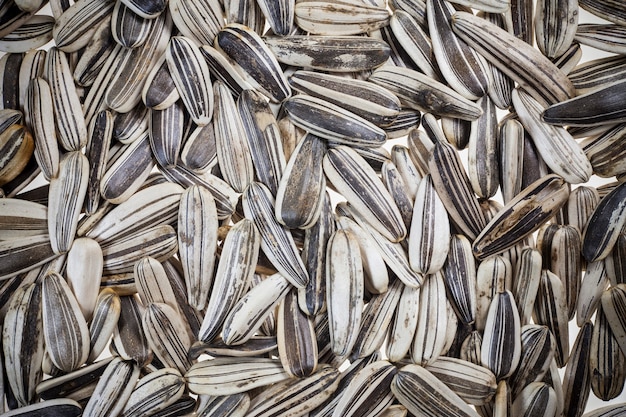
left=142, top=54, right=179, bottom=110
left=331, top=361, right=396, bottom=417
left=326, top=229, right=363, bottom=359
left=563, top=320, right=593, bottom=417
left=513, top=247, right=542, bottom=325
left=511, top=382, right=558, bottom=417
left=582, top=404, right=626, bottom=417
left=509, top=325, right=556, bottom=399
left=177, top=185, right=218, bottom=311
left=473, top=174, right=570, bottom=260
left=195, top=393, right=250, bottom=417
left=0, top=234, right=58, bottom=280
left=451, top=11, right=575, bottom=105
left=481, top=290, right=521, bottom=380
left=386, top=284, right=420, bottom=362
left=242, top=182, right=308, bottom=288
left=82, top=357, right=140, bottom=417
left=590, top=306, right=626, bottom=401
left=100, top=132, right=155, bottom=205
left=299, top=194, right=334, bottom=316
left=186, top=357, right=290, bottom=396
left=121, top=368, right=185, bottom=417
left=245, top=364, right=340, bottom=417
left=392, top=364, right=481, bottom=417
left=533, top=269, right=570, bottom=367
left=513, top=88, right=591, bottom=183
left=53, top=0, right=115, bottom=52
left=217, top=23, right=290, bottom=103
left=337, top=214, right=389, bottom=295
left=324, top=145, right=406, bottom=242
left=48, top=151, right=88, bottom=255
left=134, top=257, right=179, bottom=313
left=1, top=398, right=82, bottom=416
left=199, top=219, right=259, bottom=343
left=429, top=139, right=487, bottom=240
left=535, top=0, right=578, bottom=59
left=426, top=357, right=497, bottom=406
left=168, top=0, right=222, bottom=46
left=73, top=16, right=114, bottom=87
left=221, top=273, right=290, bottom=345
left=442, top=234, right=477, bottom=325
left=105, top=11, right=171, bottom=113
left=2, top=282, right=43, bottom=407
left=579, top=0, right=626, bottom=25
left=0, top=123, right=34, bottom=189
left=87, top=289, right=121, bottom=363
left=142, top=302, right=192, bottom=373
left=606, top=234, right=626, bottom=285
left=601, top=284, right=626, bottom=357
left=112, top=1, right=153, bottom=48
left=412, top=271, right=448, bottom=366
left=381, top=161, right=413, bottom=230
left=0, top=15, right=53, bottom=53
left=429, top=0, right=490, bottom=100
left=84, top=110, right=113, bottom=215
left=266, top=36, right=390, bottom=73
left=468, top=95, right=499, bottom=199
left=0, top=196, right=47, bottom=239
left=167, top=36, right=213, bottom=126
left=65, top=237, right=103, bottom=321
left=369, top=66, right=483, bottom=120
left=238, top=89, right=286, bottom=196
left=277, top=288, right=317, bottom=377
left=294, top=1, right=390, bottom=35
left=112, top=295, right=152, bottom=366
left=582, top=181, right=626, bottom=262
left=353, top=278, right=403, bottom=359
left=86, top=182, right=182, bottom=244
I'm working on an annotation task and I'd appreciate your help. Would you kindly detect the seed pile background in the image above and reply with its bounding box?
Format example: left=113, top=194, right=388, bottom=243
left=0, top=0, right=625, bottom=415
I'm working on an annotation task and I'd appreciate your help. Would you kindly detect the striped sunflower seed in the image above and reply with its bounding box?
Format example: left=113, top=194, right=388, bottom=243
left=121, top=368, right=185, bottom=417
left=111, top=1, right=153, bottom=49
left=166, top=36, right=213, bottom=126
left=47, top=151, right=89, bottom=254
left=412, top=271, right=448, bottom=366
left=142, top=302, right=193, bottom=373
left=326, top=228, right=364, bottom=359
left=544, top=79, right=626, bottom=127
left=242, top=182, right=308, bottom=288
left=508, top=325, right=556, bottom=399
left=186, top=357, right=290, bottom=396
left=563, top=321, right=593, bottom=417
left=590, top=306, right=626, bottom=401
left=195, top=393, right=250, bottom=417
left=0, top=398, right=82, bottom=417
left=451, top=11, right=575, bottom=105
left=177, top=185, right=218, bottom=311
left=442, top=234, right=477, bottom=326
left=52, top=0, right=115, bottom=52
left=2, top=282, right=43, bottom=407
left=199, top=218, right=259, bottom=343
left=533, top=270, right=570, bottom=367
left=142, top=55, right=179, bottom=110
left=168, top=0, right=222, bottom=46
left=369, top=66, right=483, bottom=120
left=87, top=289, right=121, bottom=363
left=42, top=271, right=90, bottom=373
left=294, top=0, right=390, bottom=35
left=220, top=273, right=290, bottom=346
left=324, top=145, right=406, bottom=242
left=428, top=0, right=490, bottom=100
left=82, top=357, right=140, bottom=417
left=601, top=284, right=626, bottom=358
left=277, top=288, right=318, bottom=377
left=275, top=132, right=326, bottom=229
left=582, top=181, right=626, bottom=262
left=245, top=364, right=340, bottom=417
left=392, top=364, right=481, bottom=417
left=535, top=0, right=579, bottom=59
left=577, top=260, right=608, bottom=326
left=217, top=24, right=290, bottom=103
left=511, top=382, right=558, bottom=417
left=473, top=174, right=570, bottom=260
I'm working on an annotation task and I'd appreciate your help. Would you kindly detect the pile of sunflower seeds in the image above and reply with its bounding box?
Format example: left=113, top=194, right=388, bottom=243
left=1, top=0, right=626, bottom=415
